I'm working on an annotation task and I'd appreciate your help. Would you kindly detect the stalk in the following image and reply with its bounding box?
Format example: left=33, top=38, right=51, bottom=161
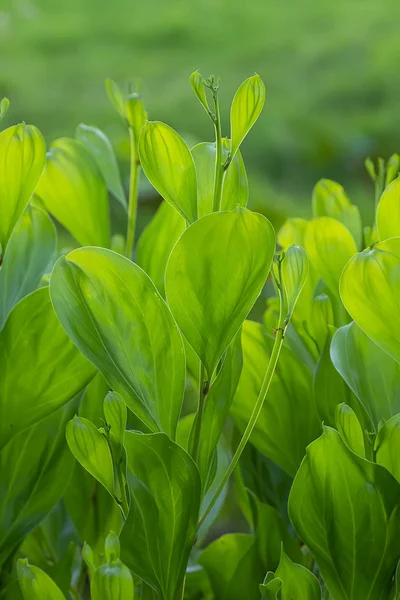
left=125, top=127, right=140, bottom=259
left=212, top=87, right=224, bottom=212
left=198, top=265, right=287, bottom=527
left=191, top=363, right=208, bottom=463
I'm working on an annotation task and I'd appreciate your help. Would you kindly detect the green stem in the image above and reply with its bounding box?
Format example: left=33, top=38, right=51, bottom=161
left=125, top=127, right=140, bottom=259
left=212, top=92, right=224, bottom=212
left=198, top=291, right=287, bottom=527
left=191, top=363, right=207, bottom=463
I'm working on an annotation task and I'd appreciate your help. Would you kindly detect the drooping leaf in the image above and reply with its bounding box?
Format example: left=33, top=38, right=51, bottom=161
left=198, top=533, right=264, bottom=600
left=76, top=123, right=127, bottom=209
left=340, top=237, right=400, bottom=364
left=190, top=71, right=210, bottom=115
left=36, top=137, right=110, bottom=247
left=289, top=426, right=400, bottom=600
left=331, top=322, right=400, bottom=429
left=0, top=203, right=57, bottom=329
left=231, top=321, right=320, bottom=476
left=136, top=201, right=185, bottom=296
left=120, top=432, right=201, bottom=600
left=335, top=402, right=365, bottom=457
left=165, top=208, right=275, bottom=378
left=0, top=287, right=94, bottom=449
left=375, top=414, right=400, bottom=482
left=230, top=74, right=265, bottom=161
left=273, top=550, right=322, bottom=600
left=50, top=247, right=185, bottom=438
left=17, top=559, right=65, bottom=600
left=139, top=121, right=197, bottom=223
left=0, top=123, right=46, bottom=251
left=376, top=176, right=400, bottom=240
left=0, top=398, right=78, bottom=567
left=305, top=217, right=357, bottom=299
left=191, top=140, right=248, bottom=217
left=312, top=179, right=362, bottom=248
left=66, top=416, right=116, bottom=500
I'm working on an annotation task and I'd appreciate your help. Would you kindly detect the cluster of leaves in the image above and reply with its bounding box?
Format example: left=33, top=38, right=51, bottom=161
left=0, top=71, right=400, bottom=600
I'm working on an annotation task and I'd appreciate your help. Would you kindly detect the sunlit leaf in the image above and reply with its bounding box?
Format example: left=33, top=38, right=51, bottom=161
left=376, top=176, right=400, bottom=240
left=280, top=245, right=309, bottom=321
left=375, top=414, right=400, bottom=482
left=335, top=402, right=365, bottom=457
left=190, top=71, right=210, bottom=115
left=230, top=74, right=265, bottom=161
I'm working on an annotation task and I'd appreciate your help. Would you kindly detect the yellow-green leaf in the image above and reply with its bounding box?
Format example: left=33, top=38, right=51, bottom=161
left=230, top=74, right=265, bottom=161
left=377, top=176, right=400, bottom=240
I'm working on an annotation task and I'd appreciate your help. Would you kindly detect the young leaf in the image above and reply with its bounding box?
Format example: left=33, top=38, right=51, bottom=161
left=105, top=78, right=126, bottom=120
left=120, top=432, right=201, bottom=600
left=136, top=201, right=185, bottom=296
left=280, top=245, right=309, bottom=321
left=274, top=550, right=322, bottom=600
left=376, top=176, right=400, bottom=240
left=139, top=121, right=197, bottom=223
left=312, top=179, right=362, bottom=248
left=0, top=287, right=94, bottom=450
left=76, top=123, right=127, bottom=209
left=0, top=97, right=9, bottom=122
left=340, top=237, right=400, bottom=364
left=335, top=402, right=365, bottom=457
left=104, top=391, right=127, bottom=447
left=305, top=217, right=357, bottom=299
left=36, top=137, right=110, bottom=247
left=289, top=426, right=400, bottom=600
left=66, top=416, right=116, bottom=500
left=190, top=71, right=210, bottom=115
left=0, top=123, right=46, bottom=251
left=231, top=321, right=320, bottom=476
left=0, top=203, right=57, bottom=329
left=260, top=573, right=282, bottom=599
left=17, top=559, right=65, bottom=600
left=374, top=414, right=400, bottom=482
left=230, top=74, right=265, bottom=161
left=126, top=92, right=147, bottom=146
left=92, top=560, right=134, bottom=600
left=50, top=247, right=185, bottom=438
left=331, top=322, right=400, bottom=429
left=198, top=533, right=264, bottom=600
left=165, top=208, right=275, bottom=378
left=192, top=140, right=248, bottom=217
left=0, top=399, right=78, bottom=567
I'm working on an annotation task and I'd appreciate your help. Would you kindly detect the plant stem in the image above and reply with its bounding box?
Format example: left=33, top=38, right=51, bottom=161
left=198, top=285, right=287, bottom=527
left=125, top=127, right=140, bottom=259
left=191, top=363, right=207, bottom=463
left=212, top=91, right=224, bottom=212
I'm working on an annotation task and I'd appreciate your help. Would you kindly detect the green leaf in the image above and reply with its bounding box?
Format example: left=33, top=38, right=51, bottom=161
left=0, top=287, right=94, bottom=449
left=331, top=322, right=400, bottom=429
left=0, top=123, right=46, bottom=251
left=165, top=208, right=275, bottom=378
left=36, top=137, right=110, bottom=247
left=289, top=426, right=400, bottom=600
left=0, top=398, right=78, bottom=567
left=0, top=97, right=10, bottom=122
left=190, top=71, right=210, bottom=115
left=274, top=550, right=322, bottom=600
left=335, top=402, right=365, bottom=457
left=376, top=176, right=400, bottom=240
left=104, top=391, right=127, bottom=448
left=50, top=247, right=185, bottom=438
left=0, top=204, right=57, bottom=329
left=260, top=573, right=282, bottom=599
left=305, top=217, right=357, bottom=299
left=136, top=201, right=185, bottom=296
left=126, top=93, right=147, bottom=147
left=231, top=321, right=320, bottom=476
left=194, top=333, right=242, bottom=488
left=281, top=245, right=309, bottom=321
left=105, top=78, right=126, bottom=120
left=17, top=559, right=65, bottom=600
left=312, top=179, right=362, bottom=248
left=76, top=123, right=127, bottom=209
left=230, top=74, right=265, bottom=161
left=374, top=414, right=400, bottom=482
left=191, top=140, right=248, bottom=217
left=66, top=416, right=116, bottom=500
left=92, top=560, right=134, bottom=600
left=120, top=432, right=201, bottom=600
left=340, top=237, right=400, bottom=364
left=198, top=533, right=264, bottom=600
left=139, top=121, right=197, bottom=223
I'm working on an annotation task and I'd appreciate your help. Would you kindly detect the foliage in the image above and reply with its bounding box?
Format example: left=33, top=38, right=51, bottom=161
left=0, top=69, right=400, bottom=600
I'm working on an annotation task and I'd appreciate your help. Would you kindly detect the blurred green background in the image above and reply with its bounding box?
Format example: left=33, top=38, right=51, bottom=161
left=1, top=0, right=399, bottom=227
